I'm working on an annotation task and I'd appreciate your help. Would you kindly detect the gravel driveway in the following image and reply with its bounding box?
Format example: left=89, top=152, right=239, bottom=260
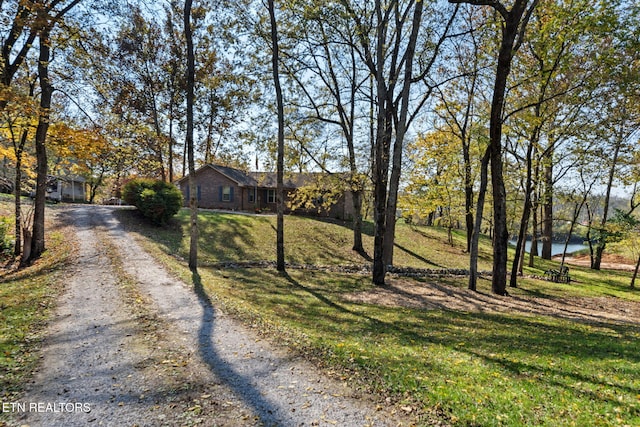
left=15, top=206, right=401, bottom=427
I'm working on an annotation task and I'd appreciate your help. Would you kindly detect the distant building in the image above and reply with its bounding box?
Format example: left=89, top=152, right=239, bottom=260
left=0, top=162, right=87, bottom=202
left=175, top=164, right=355, bottom=219
left=38, top=175, right=87, bottom=202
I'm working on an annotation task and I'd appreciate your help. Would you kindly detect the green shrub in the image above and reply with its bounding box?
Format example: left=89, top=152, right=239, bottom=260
left=122, top=178, right=182, bottom=225
left=0, top=216, right=12, bottom=253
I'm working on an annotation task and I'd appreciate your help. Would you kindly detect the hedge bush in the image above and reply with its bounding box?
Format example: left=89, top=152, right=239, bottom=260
left=0, top=216, right=12, bottom=254
left=122, top=178, right=182, bottom=225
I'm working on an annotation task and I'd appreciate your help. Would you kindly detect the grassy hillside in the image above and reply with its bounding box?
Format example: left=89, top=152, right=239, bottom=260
left=120, top=207, right=640, bottom=427
left=124, top=207, right=638, bottom=297
left=124, top=208, right=493, bottom=270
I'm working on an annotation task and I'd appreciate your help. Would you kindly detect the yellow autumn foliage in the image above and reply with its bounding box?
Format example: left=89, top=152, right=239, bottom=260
left=400, top=130, right=466, bottom=225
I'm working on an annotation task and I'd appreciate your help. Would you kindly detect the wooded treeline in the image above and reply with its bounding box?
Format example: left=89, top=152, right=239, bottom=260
left=1, top=0, right=639, bottom=292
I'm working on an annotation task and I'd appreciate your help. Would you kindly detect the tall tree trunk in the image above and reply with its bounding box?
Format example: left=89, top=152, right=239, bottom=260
left=593, top=138, right=621, bottom=270
left=452, top=0, right=539, bottom=295
left=12, top=77, right=35, bottom=257
left=344, top=96, right=363, bottom=253
left=528, top=163, right=540, bottom=267
left=585, top=202, right=596, bottom=268
left=369, top=0, right=394, bottom=285
left=351, top=189, right=364, bottom=253
left=510, top=191, right=532, bottom=287
left=345, top=95, right=364, bottom=254
left=488, top=4, right=522, bottom=295
left=13, top=127, right=29, bottom=256
left=561, top=176, right=593, bottom=265
left=382, top=168, right=399, bottom=267
left=268, top=0, right=285, bottom=272
left=510, top=127, right=536, bottom=286
left=382, top=0, right=424, bottom=269
left=88, top=171, right=104, bottom=204
left=541, top=161, right=553, bottom=259
left=370, top=1, right=393, bottom=285
left=14, top=160, right=22, bottom=256
left=487, top=28, right=515, bottom=296
left=30, top=27, right=53, bottom=262
left=182, top=143, right=187, bottom=177
left=560, top=203, right=579, bottom=266
left=347, top=50, right=364, bottom=255
left=13, top=149, right=23, bottom=256
left=371, top=106, right=392, bottom=284
left=464, top=145, right=474, bottom=253
left=460, top=57, right=478, bottom=255
left=184, top=0, right=198, bottom=271
left=489, top=142, right=509, bottom=295
left=21, top=210, right=32, bottom=266
left=168, top=113, right=175, bottom=183
left=469, top=149, right=490, bottom=291
left=517, top=234, right=526, bottom=275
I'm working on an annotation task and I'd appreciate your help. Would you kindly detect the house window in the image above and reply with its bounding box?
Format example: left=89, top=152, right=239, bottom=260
left=267, top=189, right=276, bottom=203
left=222, top=186, right=231, bottom=201
left=248, top=190, right=255, bottom=203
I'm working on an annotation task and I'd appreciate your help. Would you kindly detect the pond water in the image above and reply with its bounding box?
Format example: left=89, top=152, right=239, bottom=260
left=509, top=240, right=588, bottom=256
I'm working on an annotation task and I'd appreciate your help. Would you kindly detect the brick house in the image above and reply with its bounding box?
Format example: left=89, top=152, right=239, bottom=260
left=175, top=164, right=355, bottom=219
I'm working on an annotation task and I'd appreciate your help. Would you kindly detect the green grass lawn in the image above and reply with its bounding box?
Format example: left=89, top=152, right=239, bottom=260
left=0, top=200, right=74, bottom=412
left=121, top=208, right=494, bottom=270
left=68, top=208, right=640, bottom=425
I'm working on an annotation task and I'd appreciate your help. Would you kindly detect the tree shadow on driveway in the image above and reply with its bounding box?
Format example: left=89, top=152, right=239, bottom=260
left=191, top=270, right=284, bottom=426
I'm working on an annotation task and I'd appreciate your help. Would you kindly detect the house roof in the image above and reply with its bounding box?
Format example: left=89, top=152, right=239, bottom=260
left=174, top=164, right=257, bottom=187
left=211, top=164, right=258, bottom=187
left=176, top=164, right=343, bottom=190
left=249, top=172, right=308, bottom=189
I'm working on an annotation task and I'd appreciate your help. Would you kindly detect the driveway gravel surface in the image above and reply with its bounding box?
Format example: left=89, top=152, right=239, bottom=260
left=15, top=206, right=402, bottom=427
